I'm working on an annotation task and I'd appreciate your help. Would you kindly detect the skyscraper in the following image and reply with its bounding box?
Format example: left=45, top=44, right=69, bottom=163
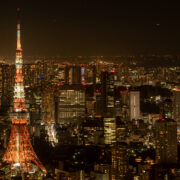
left=173, top=90, right=180, bottom=128
left=58, top=85, right=85, bottom=125
left=0, top=64, right=3, bottom=107
left=101, top=70, right=115, bottom=115
left=104, top=115, right=116, bottom=145
left=2, top=8, right=46, bottom=174
left=155, top=118, right=177, bottom=165
left=65, top=66, right=82, bottom=85
left=57, top=84, right=85, bottom=145
left=130, top=91, right=140, bottom=120
left=111, top=142, right=128, bottom=180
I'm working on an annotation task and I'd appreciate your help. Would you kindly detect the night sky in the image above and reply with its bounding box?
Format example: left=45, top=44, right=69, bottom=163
left=0, top=0, right=180, bottom=57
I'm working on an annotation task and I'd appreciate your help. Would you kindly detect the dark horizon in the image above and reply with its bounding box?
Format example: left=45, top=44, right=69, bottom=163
left=0, top=0, right=180, bottom=57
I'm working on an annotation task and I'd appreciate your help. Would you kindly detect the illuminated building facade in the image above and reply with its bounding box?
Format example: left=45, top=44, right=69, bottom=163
left=173, top=90, right=180, bottom=127
left=58, top=85, right=85, bottom=124
left=82, top=117, right=104, bottom=145
left=57, top=85, right=85, bottom=145
left=1, top=64, right=15, bottom=113
left=101, top=70, right=117, bottom=145
left=119, top=90, right=140, bottom=121
left=104, top=115, right=116, bottom=145
left=56, top=64, right=66, bottom=84
left=130, top=91, right=140, bottom=120
left=41, top=91, right=55, bottom=124
left=101, top=70, right=115, bottom=115
left=95, top=89, right=104, bottom=116
left=26, top=89, right=42, bottom=124
left=119, top=90, right=130, bottom=121
left=83, top=65, right=96, bottom=85
left=65, top=66, right=82, bottom=85
left=111, top=143, right=128, bottom=180
left=155, top=118, right=177, bottom=165
left=41, top=90, right=58, bottom=145
left=23, top=63, right=44, bottom=87
left=2, top=9, right=46, bottom=174
left=23, top=60, right=57, bottom=88
left=0, top=65, right=3, bottom=107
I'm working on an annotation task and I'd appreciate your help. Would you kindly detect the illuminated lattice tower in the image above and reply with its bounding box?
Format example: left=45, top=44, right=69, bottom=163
left=2, top=8, right=46, bottom=174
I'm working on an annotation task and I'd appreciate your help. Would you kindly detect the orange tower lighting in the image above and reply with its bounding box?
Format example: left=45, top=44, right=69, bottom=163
left=2, top=8, right=47, bottom=174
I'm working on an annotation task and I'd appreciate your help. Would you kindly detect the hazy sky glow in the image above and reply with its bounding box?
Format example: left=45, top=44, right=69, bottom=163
left=0, top=0, right=180, bottom=57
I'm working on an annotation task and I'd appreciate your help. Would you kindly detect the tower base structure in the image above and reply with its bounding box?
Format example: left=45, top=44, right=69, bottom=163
left=2, top=7, right=47, bottom=175
left=3, top=124, right=47, bottom=174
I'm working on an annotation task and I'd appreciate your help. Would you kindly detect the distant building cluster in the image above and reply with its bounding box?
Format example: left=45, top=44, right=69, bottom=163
left=1, top=57, right=180, bottom=179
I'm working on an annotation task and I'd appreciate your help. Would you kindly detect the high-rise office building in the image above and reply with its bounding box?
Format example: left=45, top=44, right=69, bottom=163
left=101, top=70, right=115, bottom=115
left=81, top=65, right=96, bottom=85
left=173, top=90, right=180, bottom=128
left=41, top=90, right=58, bottom=145
left=95, top=89, right=104, bottom=116
left=1, top=64, right=15, bottom=113
left=57, top=84, right=85, bottom=145
left=119, top=90, right=140, bottom=121
left=111, top=142, right=129, bottom=180
left=104, top=113, right=116, bottom=145
left=101, top=71, right=116, bottom=145
left=130, top=91, right=140, bottom=120
left=58, top=85, right=85, bottom=125
left=26, top=89, right=42, bottom=124
left=155, top=118, right=177, bottom=165
left=0, top=65, right=3, bottom=107
left=119, top=90, right=130, bottom=121
left=65, top=66, right=82, bottom=85
left=117, top=90, right=130, bottom=121
left=41, top=90, right=55, bottom=124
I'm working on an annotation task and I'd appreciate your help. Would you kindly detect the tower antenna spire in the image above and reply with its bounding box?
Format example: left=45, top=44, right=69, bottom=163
left=2, top=8, right=47, bottom=174
left=17, top=7, right=21, bottom=51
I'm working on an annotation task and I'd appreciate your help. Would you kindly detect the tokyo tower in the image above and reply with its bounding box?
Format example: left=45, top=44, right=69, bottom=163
left=2, top=8, right=47, bottom=174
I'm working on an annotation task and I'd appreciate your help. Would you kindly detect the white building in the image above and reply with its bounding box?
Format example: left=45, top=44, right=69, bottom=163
left=130, top=91, right=140, bottom=120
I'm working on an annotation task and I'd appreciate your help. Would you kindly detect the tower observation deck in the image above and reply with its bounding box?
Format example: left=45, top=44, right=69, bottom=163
left=2, top=8, right=47, bottom=174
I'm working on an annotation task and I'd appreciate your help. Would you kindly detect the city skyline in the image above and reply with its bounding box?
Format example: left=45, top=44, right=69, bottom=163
left=0, top=1, right=180, bottom=58
left=1, top=54, right=180, bottom=179
left=0, top=2, right=180, bottom=179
